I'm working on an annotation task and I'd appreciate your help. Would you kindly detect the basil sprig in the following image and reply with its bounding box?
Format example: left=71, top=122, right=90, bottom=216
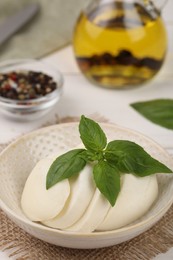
left=93, top=161, right=120, bottom=207
left=79, top=115, right=107, bottom=151
left=130, top=99, right=173, bottom=130
left=46, top=149, right=86, bottom=189
left=46, top=115, right=172, bottom=206
left=105, top=140, right=171, bottom=176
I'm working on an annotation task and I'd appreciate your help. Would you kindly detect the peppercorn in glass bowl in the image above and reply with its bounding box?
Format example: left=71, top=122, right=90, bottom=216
left=0, top=59, right=63, bottom=120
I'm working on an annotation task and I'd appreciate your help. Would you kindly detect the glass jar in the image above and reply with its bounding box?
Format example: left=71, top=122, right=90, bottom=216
left=73, top=0, right=168, bottom=88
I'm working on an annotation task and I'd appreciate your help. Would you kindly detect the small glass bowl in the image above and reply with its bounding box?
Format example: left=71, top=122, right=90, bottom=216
left=0, top=59, right=63, bottom=120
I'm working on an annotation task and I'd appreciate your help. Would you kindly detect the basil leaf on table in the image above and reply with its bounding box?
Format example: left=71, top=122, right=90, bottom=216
left=79, top=115, right=107, bottom=151
left=105, top=140, right=172, bottom=176
left=93, top=160, right=120, bottom=206
left=130, top=99, right=173, bottom=130
left=46, top=149, right=86, bottom=189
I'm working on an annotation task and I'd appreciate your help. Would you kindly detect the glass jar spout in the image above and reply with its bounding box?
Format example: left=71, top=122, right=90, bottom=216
left=143, top=0, right=168, bottom=11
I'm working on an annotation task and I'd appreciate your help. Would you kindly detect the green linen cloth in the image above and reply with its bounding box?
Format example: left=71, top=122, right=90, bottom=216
left=0, top=0, right=89, bottom=60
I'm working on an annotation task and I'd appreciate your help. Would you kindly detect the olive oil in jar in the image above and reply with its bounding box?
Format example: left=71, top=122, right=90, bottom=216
left=73, top=1, right=167, bottom=88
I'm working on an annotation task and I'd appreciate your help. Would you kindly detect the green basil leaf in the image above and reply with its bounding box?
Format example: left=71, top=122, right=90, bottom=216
left=80, top=150, right=103, bottom=162
left=105, top=140, right=172, bottom=176
left=46, top=149, right=86, bottom=189
left=79, top=115, right=107, bottom=152
left=93, top=160, right=120, bottom=206
left=130, top=99, right=173, bottom=130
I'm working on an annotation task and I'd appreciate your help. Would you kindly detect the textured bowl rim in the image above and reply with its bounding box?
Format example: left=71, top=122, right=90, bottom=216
left=0, top=122, right=173, bottom=238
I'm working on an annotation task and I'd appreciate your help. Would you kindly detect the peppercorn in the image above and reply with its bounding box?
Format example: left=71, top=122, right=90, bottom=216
left=0, top=71, right=57, bottom=100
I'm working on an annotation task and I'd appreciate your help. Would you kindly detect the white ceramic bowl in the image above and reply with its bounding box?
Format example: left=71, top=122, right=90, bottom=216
left=0, top=123, right=173, bottom=249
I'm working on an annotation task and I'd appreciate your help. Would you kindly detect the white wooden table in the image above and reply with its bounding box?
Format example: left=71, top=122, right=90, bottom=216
left=0, top=1, right=173, bottom=259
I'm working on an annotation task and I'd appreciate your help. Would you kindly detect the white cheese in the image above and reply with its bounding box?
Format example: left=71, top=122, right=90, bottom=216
left=21, top=150, right=158, bottom=233
left=21, top=157, right=70, bottom=221
left=65, top=189, right=111, bottom=233
left=97, top=174, right=158, bottom=231
left=42, top=164, right=96, bottom=229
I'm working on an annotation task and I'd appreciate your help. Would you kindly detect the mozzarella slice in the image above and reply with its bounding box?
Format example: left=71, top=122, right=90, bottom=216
left=42, top=164, right=96, bottom=229
left=97, top=174, right=158, bottom=231
left=65, top=189, right=111, bottom=233
left=21, top=157, right=70, bottom=221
